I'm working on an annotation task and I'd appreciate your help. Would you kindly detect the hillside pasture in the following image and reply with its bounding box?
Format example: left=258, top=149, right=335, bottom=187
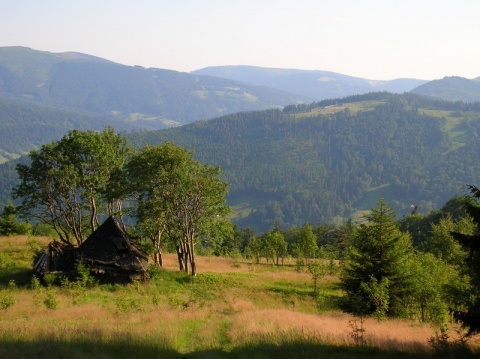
left=0, top=236, right=478, bottom=358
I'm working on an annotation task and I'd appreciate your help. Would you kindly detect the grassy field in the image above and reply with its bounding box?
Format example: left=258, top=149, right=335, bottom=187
left=0, top=236, right=478, bottom=358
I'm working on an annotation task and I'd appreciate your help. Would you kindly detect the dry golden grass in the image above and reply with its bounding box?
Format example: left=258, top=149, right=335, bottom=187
left=0, top=289, right=437, bottom=354
left=0, top=242, right=478, bottom=357
left=226, top=308, right=435, bottom=353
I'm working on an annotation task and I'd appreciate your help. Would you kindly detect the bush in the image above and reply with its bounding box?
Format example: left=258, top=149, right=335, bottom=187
left=0, top=291, right=15, bottom=309
left=116, top=295, right=141, bottom=313
left=31, top=275, right=41, bottom=290
left=74, top=259, right=97, bottom=288
left=43, top=273, right=61, bottom=287
left=43, top=290, right=59, bottom=309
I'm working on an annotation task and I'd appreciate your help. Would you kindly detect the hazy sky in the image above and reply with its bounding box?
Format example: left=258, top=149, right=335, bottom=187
left=2, top=0, right=479, bottom=80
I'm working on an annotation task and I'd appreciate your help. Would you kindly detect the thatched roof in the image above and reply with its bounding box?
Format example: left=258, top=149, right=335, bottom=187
left=34, top=217, right=149, bottom=283
left=77, top=217, right=149, bottom=282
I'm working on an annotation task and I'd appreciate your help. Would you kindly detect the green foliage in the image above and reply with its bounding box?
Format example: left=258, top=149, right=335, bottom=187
left=32, top=223, right=59, bottom=237
left=202, top=218, right=237, bottom=257
left=0, top=201, right=17, bottom=236
left=341, top=199, right=414, bottom=317
left=14, top=222, right=32, bottom=235
left=408, top=252, right=462, bottom=324
left=126, top=142, right=230, bottom=275
left=43, top=273, right=61, bottom=287
left=4, top=93, right=480, bottom=231
left=0, top=97, right=124, bottom=162
left=424, top=214, right=471, bottom=266
left=14, top=128, right=131, bottom=245
left=43, top=289, right=59, bottom=309
left=116, top=295, right=142, bottom=313
left=450, top=185, right=480, bottom=336
left=0, top=291, right=15, bottom=309
left=0, top=201, right=31, bottom=236
left=307, top=261, right=329, bottom=294
left=124, top=92, right=480, bottom=232
left=262, top=230, right=287, bottom=265
left=30, top=275, right=41, bottom=290
left=293, top=223, right=318, bottom=264
left=74, top=259, right=97, bottom=288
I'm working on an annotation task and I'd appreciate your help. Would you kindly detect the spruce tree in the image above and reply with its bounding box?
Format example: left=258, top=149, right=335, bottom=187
left=341, top=198, right=413, bottom=318
left=451, top=185, right=480, bottom=335
left=0, top=201, right=18, bottom=236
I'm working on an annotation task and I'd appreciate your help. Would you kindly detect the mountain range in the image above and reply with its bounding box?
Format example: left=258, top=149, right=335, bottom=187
left=0, top=46, right=307, bottom=129
left=1, top=47, right=480, bottom=231
left=191, top=65, right=428, bottom=99
left=3, top=92, right=479, bottom=232
left=2, top=46, right=479, bottom=162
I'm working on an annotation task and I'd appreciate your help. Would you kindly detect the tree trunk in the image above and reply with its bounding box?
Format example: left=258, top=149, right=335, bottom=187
left=176, top=245, right=185, bottom=271
left=158, top=252, right=163, bottom=267
left=153, top=232, right=163, bottom=267
left=90, top=196, right=98, bottom=233
left=187, top=240, right=196, bottom=276
left=191, top=257, right=197, bottom=276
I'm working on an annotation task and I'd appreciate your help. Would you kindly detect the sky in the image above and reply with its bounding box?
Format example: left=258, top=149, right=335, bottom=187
left=1, top=0, right=479, bottom=81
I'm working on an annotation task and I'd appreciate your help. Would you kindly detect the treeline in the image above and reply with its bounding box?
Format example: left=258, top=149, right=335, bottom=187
left=207, top=194, right=468, bottom=262
left=206, top=194, right=480, bottom=336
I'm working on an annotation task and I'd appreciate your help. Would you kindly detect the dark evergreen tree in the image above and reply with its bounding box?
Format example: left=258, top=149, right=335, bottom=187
left=0, top=201, right=17, bottom=236
left=341, top=198, right=414, bottom=318
left=451, top=185, right=480, bottom=336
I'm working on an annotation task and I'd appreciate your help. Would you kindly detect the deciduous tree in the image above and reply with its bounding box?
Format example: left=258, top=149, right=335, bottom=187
left=125, top=143, right=230, bottom=275
left=14, top=128, right=130, bottom=245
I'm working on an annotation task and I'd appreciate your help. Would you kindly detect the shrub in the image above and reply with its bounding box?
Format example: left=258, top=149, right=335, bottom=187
left=31, top=275, right=41, bottom=290
left=43, top=273, right=61, bottom=287
left=43, top=290, right=59, bottom=309
left=7, top=280, right=16, bottom=289
left=74, top=259, right=97, bottom=288
left=116, top=295, right=142, bottom=313
left=0, top=291, right=15, bottom=309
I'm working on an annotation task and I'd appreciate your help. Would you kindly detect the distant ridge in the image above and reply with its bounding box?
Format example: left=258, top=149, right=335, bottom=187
left=0, top=46, right=308, bottom=129
left=191, top=65, right=427, bottom=100
left=410, top=76, right=480, bottom=102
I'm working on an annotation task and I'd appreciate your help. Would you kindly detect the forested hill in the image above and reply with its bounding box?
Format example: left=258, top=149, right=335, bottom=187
left=127, top=92, right=480, bottom=232
left=410, top=76, right=480, bottom=102
left=0, top=46, right=307, bottom=128
left=0, top=98, right=135, bottom=163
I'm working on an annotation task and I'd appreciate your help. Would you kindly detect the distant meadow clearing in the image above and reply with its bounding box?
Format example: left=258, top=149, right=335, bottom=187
left=0, top=236, right=478, bottom=358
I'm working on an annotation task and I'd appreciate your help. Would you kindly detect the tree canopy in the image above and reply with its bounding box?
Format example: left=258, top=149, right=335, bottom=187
left=13, top=128, right=131, bottom=245
left=125, top=142, right=230, bottom=276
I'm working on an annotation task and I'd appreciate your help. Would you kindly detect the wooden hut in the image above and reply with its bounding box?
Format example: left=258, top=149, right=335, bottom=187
left=34, top=217, right=149, bottom=283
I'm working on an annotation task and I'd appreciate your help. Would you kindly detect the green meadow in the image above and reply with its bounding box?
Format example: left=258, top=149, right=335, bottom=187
left=0, top=236, right=478, bottom=358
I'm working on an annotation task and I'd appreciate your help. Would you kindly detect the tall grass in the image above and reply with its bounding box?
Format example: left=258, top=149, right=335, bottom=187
left=0, top=236, right=478, bottom=358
